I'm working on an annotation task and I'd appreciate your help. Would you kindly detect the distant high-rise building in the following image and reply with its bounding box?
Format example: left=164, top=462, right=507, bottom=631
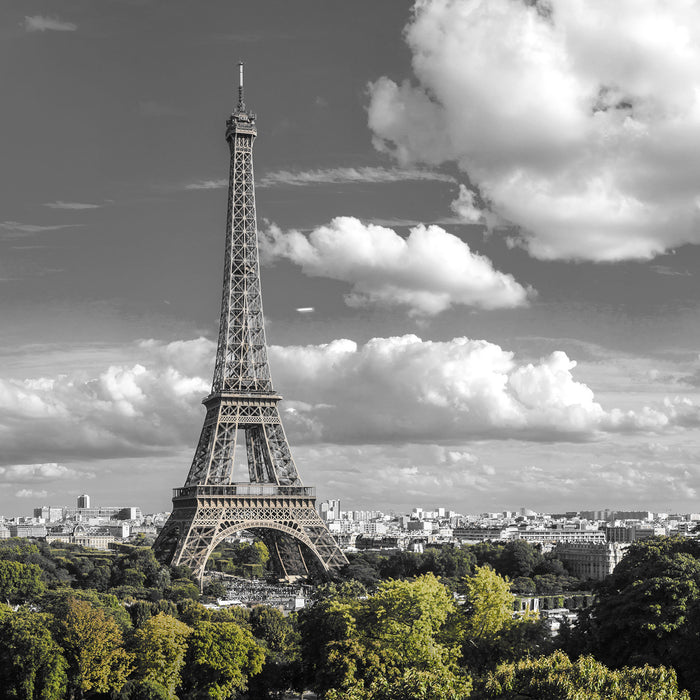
left=33, top=506, right=64, bottom=522
left=320, top=499, right=341, bottom=522
left=77, top=494, right=90, bottom=509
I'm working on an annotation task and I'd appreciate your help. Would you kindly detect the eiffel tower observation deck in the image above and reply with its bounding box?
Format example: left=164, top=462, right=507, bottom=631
left=153, top=64, right=347, bottom=580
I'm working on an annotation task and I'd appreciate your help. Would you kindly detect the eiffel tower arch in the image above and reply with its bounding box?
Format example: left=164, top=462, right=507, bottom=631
left=153, top=64, right=347, bottom=581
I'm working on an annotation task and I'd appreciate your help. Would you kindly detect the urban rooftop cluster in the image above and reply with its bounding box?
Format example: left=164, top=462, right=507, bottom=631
left=4, top=493, right=700, bottom=584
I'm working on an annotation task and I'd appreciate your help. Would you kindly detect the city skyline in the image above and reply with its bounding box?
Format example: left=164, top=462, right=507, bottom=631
left=3, top=1, right=700, bottom=516
left=14, top=490, right=700, bottom=522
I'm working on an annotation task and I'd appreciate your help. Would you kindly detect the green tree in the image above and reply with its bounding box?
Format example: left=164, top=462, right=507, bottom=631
left=0, top=605, right=68, bottom=700
left=581, top=536, right=700, bottom=695
left=60, top=598, right=133, bottom=698
left=164, top=579, right=200, bottom=602
left=462, top=565, right=515, bottom=643
left=40, top=588, right=132, bottom=632
left=208, top=540, right=270, bottom=576
left=0, top=538, right=41, bottom=561
left=533, top=554, right=568, bottom=577
left=0, top=560, right=46, bottom=604
left=81, top=564, right=112, bottom=592
left=176, top=599, right=211, bottom=626
left=248, top=606, right=303, bottom=697
left=0, top=539, right=71, bottom=586
left=496, top=540, right=542, bottom=579
left=300, top=574, right=470, bottom=698
left=113, top=548, right=168, bottom=589
left=169, top=564, right=194, bottom=581
left=361, top=574, right=459, bottom=672
left=480, top=650, right=690, bottom=699
left=129, top=600, right=153, bottom=629
left=328, top=666, right=472, bottom=700
left=133, top=613, right=192, bottom=698
left=182, top=620, right=264, bottom=698
left=510, top=576, right=536, bottom=596
left=470, top=542, right=503, bottom=571
left=298, top=592, right=368, bottom=695
left=116, top=678, right=170, bottom=700
left=250, top=540, right=270, bottom=568
left=379, top=550, right=421, bottom=580
left=533, top=573, right=564, bottom=595
left=203, top=580, right=227, bottom=600
left=460, top=565, right=548, bottom=673
left=117, top=568, right=146, bottom=588
left=430, top=546, right=476, bottom=581
left=341, top=557, right=381, bottom=587
left=250, top=606, right=292, bottom=653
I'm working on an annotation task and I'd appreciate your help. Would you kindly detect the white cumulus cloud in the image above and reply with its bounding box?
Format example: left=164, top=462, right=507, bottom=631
left=0, top=339, right=211, bottom=465
left=2, top=335, right=699, bottom=471
left=261, top=216, right=532, bottom=315
left=269, top=335, right=697, bottom=443
left=368, top=0, right=700, bottom=261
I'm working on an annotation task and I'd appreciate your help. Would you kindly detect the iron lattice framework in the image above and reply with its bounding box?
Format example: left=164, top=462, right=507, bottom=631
left=154, top=65, right=347, bottom=580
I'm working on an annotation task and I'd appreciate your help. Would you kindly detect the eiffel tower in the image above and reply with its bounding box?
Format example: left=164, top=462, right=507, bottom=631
left=153, top=64, right=347, bottom=580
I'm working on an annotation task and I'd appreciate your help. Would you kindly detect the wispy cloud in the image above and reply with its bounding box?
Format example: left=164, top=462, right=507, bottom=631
left=0, top=221, right=77, bottom=238
left=15, top=489, right=48, bottom=499
left=43, top=201, right=101, bottom=210
left=182, top=166, right=455, bottom=192
left=650, top=265, right=692, bottom=277
left=24, top=15, right=77, bottom=32
left=184, top=179, right=227, bottom=191
left=258, top=166, right=456, bottom=187
left=0, top=463, right=83, bottom=483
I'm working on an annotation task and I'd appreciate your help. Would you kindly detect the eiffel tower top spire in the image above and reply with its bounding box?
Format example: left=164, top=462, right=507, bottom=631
left=229, top=61, right=256, bottom=126
left=237, top=61, right=245, bottom=112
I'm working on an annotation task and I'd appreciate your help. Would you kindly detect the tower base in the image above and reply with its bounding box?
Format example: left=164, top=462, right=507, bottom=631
left=153, top=484, right=347, bottom=580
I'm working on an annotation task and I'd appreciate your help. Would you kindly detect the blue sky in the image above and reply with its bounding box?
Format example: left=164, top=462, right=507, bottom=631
left=3, top=0, right=700, bottom=516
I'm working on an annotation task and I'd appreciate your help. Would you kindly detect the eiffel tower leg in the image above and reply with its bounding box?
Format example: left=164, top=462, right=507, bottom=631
left=260, top=531, right=310, bottom=578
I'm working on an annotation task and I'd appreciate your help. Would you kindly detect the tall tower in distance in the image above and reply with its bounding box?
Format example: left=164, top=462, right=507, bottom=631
left=153, top=64, right=347, bottom=580
left=77, top=494, right=90, bottom=509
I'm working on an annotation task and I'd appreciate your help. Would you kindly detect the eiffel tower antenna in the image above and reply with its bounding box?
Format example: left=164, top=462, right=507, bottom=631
left=237, top=61, right=245, bottom=111
left=153, top=65, right=347, bottom=581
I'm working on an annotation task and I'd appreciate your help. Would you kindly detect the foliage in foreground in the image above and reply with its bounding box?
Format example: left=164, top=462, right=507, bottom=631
left=577, top=536, right=700, bottom=697
left=1, top=535, right=700, bottom=698
left=480, top=650, right=690, bottom=700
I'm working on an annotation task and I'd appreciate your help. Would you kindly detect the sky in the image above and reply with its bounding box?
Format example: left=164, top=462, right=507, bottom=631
left=3, top=0, right=700, bottom=517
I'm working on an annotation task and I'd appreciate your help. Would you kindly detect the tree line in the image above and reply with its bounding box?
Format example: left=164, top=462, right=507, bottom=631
left=0, top=535, right=698, bottom=698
